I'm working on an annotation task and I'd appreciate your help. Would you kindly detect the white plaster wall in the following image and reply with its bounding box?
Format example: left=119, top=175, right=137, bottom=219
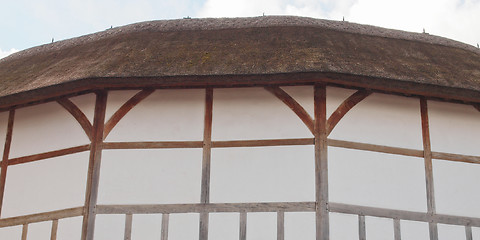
left=437, top=224, right=467, bottom=240
left=328, top=91, right=423, bottom=150
left=329, top=147, right=427, bottom=212
left=2, top=152, right=88, bottom=218
left=330, top=213, right=358, bottom=240
left=106, top=89, right=205, bottom=142
left=98, top=149, right=202, bottom=204
left=9, top=102, right=90, bottom=158
left=210, top=146, right=315, bottom=203
left=365, top=216, right=394, bottom=240
left=400, top=221, right=430, bottom=240
left=428, top=100, right=480, bottom=156
left=212, top=87, right=313, bottom=140
left=209, top=213, right=239, bottom=240
left=69, top=93, right=96, bottom=124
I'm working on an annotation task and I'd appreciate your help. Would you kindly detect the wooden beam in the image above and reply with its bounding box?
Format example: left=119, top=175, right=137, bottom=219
left=212, top=138, right=314, bottom=148
left=466, top=226, right=473, bottom=240
left=240, top=211, right=247, bottom=240
left=57, top=98, right=93, bottom=141
left=327, top=90, right=371, bottom=136
left=0, top=110, right=14, bottom=218
left=103, top=141, right=203, bottom=149
left=420, top=97, right=438, bottom=240
left=277, top=211, right=284, bottom=240
left=161, top=214, right=169, bottom=240
left=0, top=207, right=84, bottom=228
left=394, top=219, right=401, bottom=240
left=200, top=88, right=213, bottom=240
left=314, top=83, right=329, bottom=240
left=81, top=91, right=108, bottom=240
left=51, top=219, right=59, bottom=240
left=22, top=224, right=28, bottom=240
left=8, top=145, right=91, bottom=166
left=328, top=139, right=423, bottom=158
left=358, top=215, right=366, bottom=240
left=264, top=86, right=314, bottom=134
left=103, top=89, right=154, bottom=139
left=96, top=202, right=315, bottom=214
left=124, top=214, right=133, bottom=240
left=473, top=104, right=480, bottom=112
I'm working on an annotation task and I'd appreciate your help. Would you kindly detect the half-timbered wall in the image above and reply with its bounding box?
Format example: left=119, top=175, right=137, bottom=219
left=1, top=85, right=480, bottom=240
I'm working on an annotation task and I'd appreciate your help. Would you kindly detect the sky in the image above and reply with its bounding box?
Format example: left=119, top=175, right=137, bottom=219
left=0, top=0, right=479, bottom=59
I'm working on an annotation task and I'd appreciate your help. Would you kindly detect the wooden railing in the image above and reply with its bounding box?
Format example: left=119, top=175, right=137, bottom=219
left=2, top=202, right=479, bottom=240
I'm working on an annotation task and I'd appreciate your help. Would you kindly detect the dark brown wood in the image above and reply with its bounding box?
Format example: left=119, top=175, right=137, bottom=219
left=103, top=141, right=203, bottom=149
left=212, top=138, right=314, bottom=148
left=22, top=224, right=28, bottom=240
left=431, top=152, right=480, bottom=164
left=264, top=86, right=314, bottom=134
left=327, top=90, right=372, bottom=136
left=82, top=91, right=108, bottom=240
left=103, top=89, right=154, bottom=139
left=8, top=145, right=91, bottom=166
left=420, top=97, right=438, bottom=240
left=200, top=88, right=213, bottom=240
left=57, top=98, right=93, bottom=141
left=314, top=83, right=329, bottom=240
left=0, top=110, right=14, bottom=217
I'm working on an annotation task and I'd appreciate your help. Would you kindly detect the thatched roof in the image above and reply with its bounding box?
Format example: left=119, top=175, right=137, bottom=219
left=1, top=16, right=480, bottom=109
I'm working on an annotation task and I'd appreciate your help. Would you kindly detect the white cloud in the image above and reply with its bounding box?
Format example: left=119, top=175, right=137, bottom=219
left=0, top=48, right=18, bottom=59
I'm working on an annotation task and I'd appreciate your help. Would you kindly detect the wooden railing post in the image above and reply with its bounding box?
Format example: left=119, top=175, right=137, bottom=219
left=81, top=91, right=108, bottom=240
left=314, top=83, right=329, bottom=240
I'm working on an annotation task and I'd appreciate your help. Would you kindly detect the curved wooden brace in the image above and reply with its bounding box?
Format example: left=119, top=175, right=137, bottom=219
left=57, top=98, right=93, bottom=141
left=264, top=86, right=314, bottom=134
left=327, top=90, right=372, bottom=136
left=103, top=89, right=155, bottom=139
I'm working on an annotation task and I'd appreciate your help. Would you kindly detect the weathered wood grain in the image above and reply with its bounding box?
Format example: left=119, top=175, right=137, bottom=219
left=358, top=215, right=366, bottom=240
left=394, top=218, right=401, bottom=240
left=8, top=145, right=91, bottom=166
left=103, top=89, right=154, bottom=139
left=264, top=86, right=314, bottom=134
left=277, top=211, right=284, bottom=240
left=420, top=98, right=438, bottom=240
left=327, top=90, right=372, bottom=136
left=240, top=211, right=247, bottom=240
left=124, top=214, right=132, bottom=240
left=57, top=98, right=93, bottom=141
left=0, top=110, right=14, bottom=217
left=314, top=83, right=329, bottom=240
left=103, top=141, right=203, bottom=149
left=51, top=219, right=58, bottom=240
left=81, top=91, right=108, bottom=240
left=0, top=207, right=84, bottom=228
left=212, top=138, right=314, bottom=148
left=161, top=214, right=169, bottom=240
left=200, top=88, right=213, bottom=240
left=22, top=224, right=28, bottom=240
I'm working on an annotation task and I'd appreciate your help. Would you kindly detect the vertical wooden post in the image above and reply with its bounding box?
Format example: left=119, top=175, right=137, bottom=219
left=239, top=211, right=247, bottom=240
left=161, top=214, right=169, bottom=240
left=51, top=219, right=59, bottom=240
left=465, top=226, right=473, bottom=240
left=200, top=88, right=213, bottom=240
left=314, top=83, right=329, bottom=240
left=124, top=214, right=133, bottom=240
left=277, top=211, right=284, bottom=240
left=420, top=98, right=438, bottom=240
left=0, top=109, right=14, bottom=218
left=394, top=218, right=401, bottom=240
left=81, top=91, right=108, bottom=240
left=358, top=215, right=366, bottom=240
left=22, top=223, right=28, bottom=240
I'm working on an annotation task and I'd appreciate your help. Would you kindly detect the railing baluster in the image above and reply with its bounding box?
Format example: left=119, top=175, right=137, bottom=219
left=394, top=219, right=401, bottom=240
left=161, top=214, right=169, bottom=240
left=21, top=224, right=28, bottom=240
left=359, top=215, right=366, bottom=240
left=277, top=211, right=284, bottom=240
left=465, top=225, right=473, bottom=240
left=51, top=219, right=58, bottom=240
left=240, top=211, right=247, bottom=240
left=124, top=214, right=133, bottom=240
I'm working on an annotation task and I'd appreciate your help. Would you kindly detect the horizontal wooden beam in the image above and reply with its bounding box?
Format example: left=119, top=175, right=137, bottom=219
left=0, top=207, right=84, bottom=228
left=97, top=202, right=315, bottom=214
left=212, top=138, right=314, bottom=148
left=103, top=141, right=203, bottom=149
left=8, top=145, right=91, bottom=166
left=328, top=139, right=424, bottom=158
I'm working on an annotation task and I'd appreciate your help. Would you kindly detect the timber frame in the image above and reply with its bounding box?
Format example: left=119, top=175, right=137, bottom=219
left=1, top=81, right=480, bottom=240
